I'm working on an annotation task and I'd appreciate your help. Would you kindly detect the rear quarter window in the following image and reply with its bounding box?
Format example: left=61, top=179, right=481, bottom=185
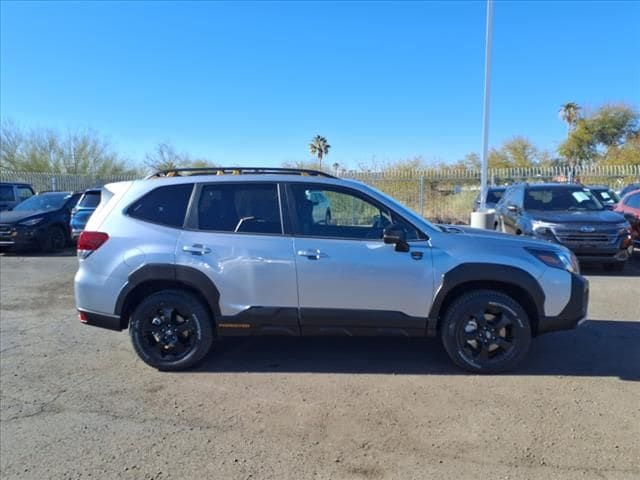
left=78, top=191, right=101, bottom=208
left=128, top=184, right=194, bottom=228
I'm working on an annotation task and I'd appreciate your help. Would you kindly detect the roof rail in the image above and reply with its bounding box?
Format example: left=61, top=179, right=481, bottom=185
left=145, top=167, right=336, bottom=179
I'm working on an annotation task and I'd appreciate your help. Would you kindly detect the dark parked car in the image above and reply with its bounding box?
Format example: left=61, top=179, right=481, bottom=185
left=0, top=191, right=81, bottom=252
left=495, top=183, right=632, bottom=270
left=587, top=185, right=620, bottom=210
left=472, top=186, right=506, bottom=213
left=70, top=188, right=101, bottom=239
left=0, top=182, right=35, bottom=211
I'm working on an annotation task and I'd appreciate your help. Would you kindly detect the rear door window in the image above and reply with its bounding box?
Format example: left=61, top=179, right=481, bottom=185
left=128, top=184, right=194, bottom=228
left=196, top=183, right=282, bottom=235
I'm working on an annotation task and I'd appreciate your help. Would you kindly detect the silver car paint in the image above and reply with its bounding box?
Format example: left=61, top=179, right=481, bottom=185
left=75, top=174, right=574, bottom=320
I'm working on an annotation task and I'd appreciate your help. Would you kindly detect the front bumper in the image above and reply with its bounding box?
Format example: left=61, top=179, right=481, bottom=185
left=533, top=232, right=631, bottom=264
left=0, top=225, right=45, bottom=248
left=538, top=273, right=589, bottom=334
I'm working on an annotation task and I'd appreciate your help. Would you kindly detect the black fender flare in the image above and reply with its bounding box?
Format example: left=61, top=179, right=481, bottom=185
left=426, top=263, right=545, bottom=336
left=114, top=263, right=221, bottom=319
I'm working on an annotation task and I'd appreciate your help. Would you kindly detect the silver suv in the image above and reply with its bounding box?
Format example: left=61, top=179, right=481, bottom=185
left=74, top=167, right=589, bottom=373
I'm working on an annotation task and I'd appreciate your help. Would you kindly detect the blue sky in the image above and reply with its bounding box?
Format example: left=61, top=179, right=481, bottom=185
left=1, top=0, right=639, bottom=169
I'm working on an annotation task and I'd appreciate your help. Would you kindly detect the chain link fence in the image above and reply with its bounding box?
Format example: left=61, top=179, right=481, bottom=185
left=2, top=165, right=639, bottom=224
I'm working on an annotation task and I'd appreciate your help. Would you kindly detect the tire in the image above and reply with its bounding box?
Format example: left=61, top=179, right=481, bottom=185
left=440, top=290, right=532, bottom=374
left=41, top=226, right=66, bottom=252
left=129, top=289, right=214, bottom=371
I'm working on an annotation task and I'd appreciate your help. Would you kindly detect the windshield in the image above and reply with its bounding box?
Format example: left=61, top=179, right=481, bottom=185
left=13, top=193, right=71, bottom=212
left=524, top=188, right=604, bottom=211
left=591, top=189, right=619, bottom=205
left=78, top=191, right=101, bottom=208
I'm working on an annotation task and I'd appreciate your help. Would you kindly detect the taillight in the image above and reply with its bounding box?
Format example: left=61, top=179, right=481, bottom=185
left=77, top=231, right=109, bottom=259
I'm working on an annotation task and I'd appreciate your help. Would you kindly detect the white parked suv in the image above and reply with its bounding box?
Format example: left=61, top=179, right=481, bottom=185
left=74, top=167, right=589, bottom=373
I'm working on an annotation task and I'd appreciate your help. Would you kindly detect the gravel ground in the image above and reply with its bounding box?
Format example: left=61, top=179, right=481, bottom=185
left=1, top=250, right=639, bottom=480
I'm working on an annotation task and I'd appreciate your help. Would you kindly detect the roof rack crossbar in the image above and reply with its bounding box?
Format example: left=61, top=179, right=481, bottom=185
left=145, top=167, right=336, bottom=179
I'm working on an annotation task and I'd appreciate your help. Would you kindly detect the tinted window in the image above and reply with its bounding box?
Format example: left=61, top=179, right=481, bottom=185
left=486, top=189, right=505, bottom=203
left=17, top=186, right=34, bottom=201
left=626, top=193, right=640, bottom=209
left=78, top=191, right=101, bottom=208
left=291, top=184, right=421, bottom=240
left=0, top=186, right=15, bottom=201
left=128, top=184, right=193, bottom=227
left=197, top=183, right=282, bottom=234
left=524, top=187, right=603, bottom=211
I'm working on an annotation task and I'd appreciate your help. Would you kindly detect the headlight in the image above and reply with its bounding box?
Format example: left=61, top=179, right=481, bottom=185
left=616, top=222, right=631, bottom=234
left=531, top=220, right=557, bottom=238
left=526, top=247, right=579, bottom=273
left=19, top=218, right=44, bottom=227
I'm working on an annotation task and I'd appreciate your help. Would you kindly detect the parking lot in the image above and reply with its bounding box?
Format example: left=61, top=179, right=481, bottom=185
left=0, top=250, right=638, bottom=480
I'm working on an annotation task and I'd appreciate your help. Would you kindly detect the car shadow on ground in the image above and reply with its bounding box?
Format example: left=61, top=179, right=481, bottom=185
left=0, top=247, right=76, bottom=258
left=193, top=319, right=640, bottom=381
left=581, top=251, right=640, bottom=277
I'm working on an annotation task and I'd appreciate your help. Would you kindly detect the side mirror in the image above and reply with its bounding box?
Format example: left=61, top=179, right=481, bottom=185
left=383, top=224, right=410, bottom=252
left=507, top=204, right=519, bottom=213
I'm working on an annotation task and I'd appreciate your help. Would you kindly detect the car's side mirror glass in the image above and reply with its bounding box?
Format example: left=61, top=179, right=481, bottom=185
left=383, top=224, right=410, bottom=252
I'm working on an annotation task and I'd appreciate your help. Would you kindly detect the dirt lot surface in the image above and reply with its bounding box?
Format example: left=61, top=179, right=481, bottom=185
left=1, top=251, right=639, bottom=480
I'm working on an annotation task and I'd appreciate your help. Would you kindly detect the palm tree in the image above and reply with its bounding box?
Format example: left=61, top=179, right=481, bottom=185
left=309, top=135, right=331, bottom=169
left=558, top=102, right=582, bottom=181
left=558, top=102, right=582, bottom=132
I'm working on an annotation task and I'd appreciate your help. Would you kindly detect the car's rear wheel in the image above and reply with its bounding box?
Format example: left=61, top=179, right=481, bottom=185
left=440, top=290, right=532, bottom=374
left=41, top=226, right=66, bottom=252
left=129, top=290, right=214, bottom=371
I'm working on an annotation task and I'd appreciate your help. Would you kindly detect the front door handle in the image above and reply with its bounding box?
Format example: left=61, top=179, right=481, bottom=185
left=297, top=249, right=328, bottom=260
left=182, top=244, right=211, bottom=255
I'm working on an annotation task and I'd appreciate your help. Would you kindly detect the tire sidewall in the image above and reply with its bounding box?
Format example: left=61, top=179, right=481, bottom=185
left=441, top=291, right=532, bottom=374
left=129, top=291, right=214, bottom=371
left=42, top=226, right=66, bottom=252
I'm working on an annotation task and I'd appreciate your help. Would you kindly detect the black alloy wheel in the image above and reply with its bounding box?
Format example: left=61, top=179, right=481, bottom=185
left=441, top=290, right=532, bottom=374
left=43, top=226, right=66, bottom=252
left=129, top=290, right=214, bottom=371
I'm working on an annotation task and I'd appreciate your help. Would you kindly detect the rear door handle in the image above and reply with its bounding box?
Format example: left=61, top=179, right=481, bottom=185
left=297, top=249, right=328, bottom=260
left=182, top=244, right=211, bottom=255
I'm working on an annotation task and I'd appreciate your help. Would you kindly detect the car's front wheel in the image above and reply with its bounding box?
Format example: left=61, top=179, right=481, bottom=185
left=129, top=290, right=214, bottom=371
left=440, top=290, right=532, bottom=374
left=41, top=225, right=67, bottom=252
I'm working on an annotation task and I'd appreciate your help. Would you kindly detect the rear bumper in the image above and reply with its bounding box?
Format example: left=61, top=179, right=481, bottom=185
left=538, top=273, right=589, bottom=334
left=78, top=310, right=124, bottom=331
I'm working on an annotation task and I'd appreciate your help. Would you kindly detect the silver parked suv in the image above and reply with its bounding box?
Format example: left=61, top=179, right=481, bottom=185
left=75, top=167, right=589, bottom=373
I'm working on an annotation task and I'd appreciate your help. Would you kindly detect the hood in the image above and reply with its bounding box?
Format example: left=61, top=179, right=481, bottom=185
left=0, top=210, right=49, bottom=224
left=527, top=209, right=626, bottom=224
left=439, top=224, right=555, bottom=246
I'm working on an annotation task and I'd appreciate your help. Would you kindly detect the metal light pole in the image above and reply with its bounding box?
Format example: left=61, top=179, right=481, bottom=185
left=471, top=0, right=495, bottom=229
left=480, top=0, right=493, bottom=211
